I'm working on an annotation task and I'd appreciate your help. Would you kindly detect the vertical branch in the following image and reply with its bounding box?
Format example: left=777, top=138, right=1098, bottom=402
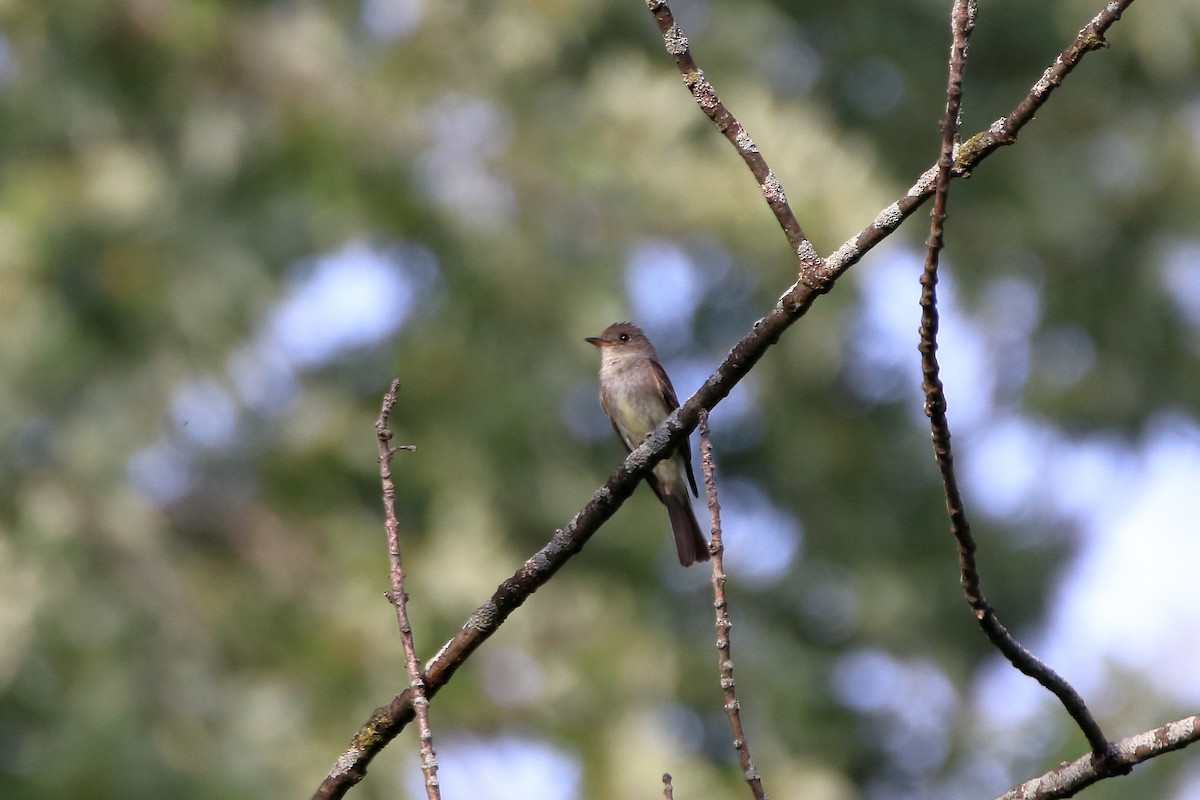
left=662, top=773, right=675, bottom=800
left=699, top=410, right=768, bottom=800
left=375, top=380, right=441, bottom=800
left=918, top=1, right=1120, bottom=766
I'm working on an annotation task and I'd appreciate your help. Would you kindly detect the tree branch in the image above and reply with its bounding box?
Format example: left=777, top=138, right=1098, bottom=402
left=919, top=0, right=1118, bottom=763
left=644, top=0, right=819, bottom=276
left=310, top=2, right=1140, bottom=796
left=822, top=0, right=1136, bottom=279
left=699, top=410, right=767, bottom=800
left=958, top=0, right=1135, bottom=167
left=994, top=715, right=1200, bottom=800
left=374, top=381, right=439, bottom=800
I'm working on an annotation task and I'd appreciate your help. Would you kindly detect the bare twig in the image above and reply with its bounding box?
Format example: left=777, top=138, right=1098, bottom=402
left=918, top=1, right=1118, bottom=764
left=644, top=0, right=820, bottom=279
left=699, top=410, right=768, bottom=800
left=311, top=3, right=1141, bottom=797
left=662, top=772, right=674, bottom=799
left=374, top=380, right=439, bottom=800
left=994, top=715, right=1200, bottom=800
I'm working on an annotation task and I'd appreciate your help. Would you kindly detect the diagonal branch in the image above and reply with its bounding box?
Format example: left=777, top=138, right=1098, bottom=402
left=776, top=0, right=1137, bottom=286
left=310, top=2, right=1139, bottom=797
left=644, top=0, right=820, bottom=276
left=957, top=0, right=1135, bottom=168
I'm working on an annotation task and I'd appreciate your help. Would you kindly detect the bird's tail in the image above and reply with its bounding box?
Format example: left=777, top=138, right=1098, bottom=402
left=665, top=494, right=710, bottom=567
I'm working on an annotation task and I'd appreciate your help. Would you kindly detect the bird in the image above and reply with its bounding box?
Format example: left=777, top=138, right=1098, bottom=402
left=586, top=322, right=710, bottom=566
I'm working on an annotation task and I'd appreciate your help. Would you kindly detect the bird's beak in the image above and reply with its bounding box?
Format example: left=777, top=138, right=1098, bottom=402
left=585, top=336, right=605, bottom=347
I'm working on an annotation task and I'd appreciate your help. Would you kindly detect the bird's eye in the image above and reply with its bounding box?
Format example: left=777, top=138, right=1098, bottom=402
left=619, top=333, right=630, bottom=342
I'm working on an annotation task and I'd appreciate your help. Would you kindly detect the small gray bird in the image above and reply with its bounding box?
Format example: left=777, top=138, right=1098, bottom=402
left=586, top=322, right=710, bottom=566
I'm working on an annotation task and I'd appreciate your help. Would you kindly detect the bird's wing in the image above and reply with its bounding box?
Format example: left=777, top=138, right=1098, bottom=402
left=650, top=358, right=699, bottom=498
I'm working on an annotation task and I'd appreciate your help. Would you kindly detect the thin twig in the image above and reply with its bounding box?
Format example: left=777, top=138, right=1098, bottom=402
left=662, top=772, right=674, bottom=800
left=699, top=410, right=767, bottom=800
left=994, top=715, right=1200, bottom=800
left=919, top=0, right=1119, bottom=764
left=311, top=3, right=1141, bottom=796
left=374, top=380, right=439, bottom=800
left=644, top=0, right=821, bottom=280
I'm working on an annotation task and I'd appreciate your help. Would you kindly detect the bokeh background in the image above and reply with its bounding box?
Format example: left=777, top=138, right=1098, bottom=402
left=2, top=0, right=1199, bottom=798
